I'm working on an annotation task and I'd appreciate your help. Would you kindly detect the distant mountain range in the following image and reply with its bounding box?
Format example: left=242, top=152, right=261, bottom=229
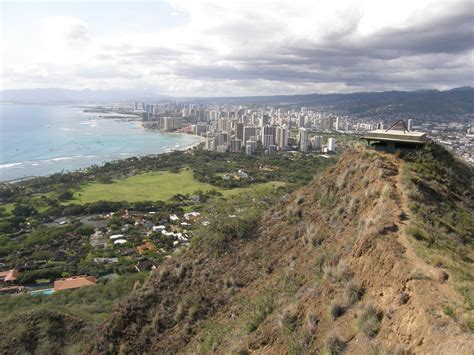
left=184, top=86, right=474, bottom=114
left=0, top=88, right=166, bottom=104
left=2, top=86, right=473, bottom=114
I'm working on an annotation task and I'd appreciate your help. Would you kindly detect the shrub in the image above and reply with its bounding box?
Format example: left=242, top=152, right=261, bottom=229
left=344, top=280, right=364, bottom=305
left=243, top=296, right=274, bottom=333
left=409, top=268, right=429, bottom=280
left=329, top=302, right=345, bottom=320
left=382, top=185, right=393, bottom=198
left=324, top=334, right=346, bottom=355
left=356, top=303, right=382, bottom=338
left=281, top=308, right=298, bottom=331
left=323, top=262, right=351, bottom=284
left=303, top=224, right=324, bottom=247
left=406, top=225, right=429, bottom=242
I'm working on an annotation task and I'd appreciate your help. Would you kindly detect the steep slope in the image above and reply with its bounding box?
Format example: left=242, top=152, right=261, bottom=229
left=89, top=147, right=474, bottom=354
left=0, top=309, right=90, bottom=354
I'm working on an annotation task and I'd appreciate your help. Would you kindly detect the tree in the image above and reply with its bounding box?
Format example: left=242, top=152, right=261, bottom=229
left=12, top=204, right=37, bottom=217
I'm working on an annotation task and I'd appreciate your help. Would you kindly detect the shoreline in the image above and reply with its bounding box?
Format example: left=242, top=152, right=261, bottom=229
left=0, top=104, right=204, bottom=183
left=1, top=134, right=205, bottom=185
left=1, top=139, right=204, bottom=184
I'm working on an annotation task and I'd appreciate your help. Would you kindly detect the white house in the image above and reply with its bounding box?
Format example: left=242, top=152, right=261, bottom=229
left=110, top=234, right=124, bottom=240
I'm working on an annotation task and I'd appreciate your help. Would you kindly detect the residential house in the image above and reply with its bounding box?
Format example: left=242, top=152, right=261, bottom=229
left=136, top=241, right=156, bottom=255
left=0, top=269, right=18, bottom=284
left=54, top=276, right=97, bottom=291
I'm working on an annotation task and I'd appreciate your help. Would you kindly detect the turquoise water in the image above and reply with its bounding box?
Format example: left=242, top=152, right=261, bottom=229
left=29, top=288, right=55, bottom=296
left=0, top=103, right=202, bottom=181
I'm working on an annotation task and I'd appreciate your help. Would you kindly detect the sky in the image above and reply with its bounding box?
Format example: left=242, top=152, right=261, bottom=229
left=1, top=0, right=473, bottom=96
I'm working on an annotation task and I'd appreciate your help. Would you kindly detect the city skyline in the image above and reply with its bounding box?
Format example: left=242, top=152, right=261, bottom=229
left=1, top=0, right=473, bottom=96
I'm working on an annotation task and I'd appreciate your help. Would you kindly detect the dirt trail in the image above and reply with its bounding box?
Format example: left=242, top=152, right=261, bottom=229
left=394, top=159, right=465, bottom=305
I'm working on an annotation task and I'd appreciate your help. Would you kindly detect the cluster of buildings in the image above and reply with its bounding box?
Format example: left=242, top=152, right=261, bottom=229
left=0, top=208, right=206, bottom=296
left=101, top=101, right=472, bottom=163
left=135, top=102, right=340, bottom=155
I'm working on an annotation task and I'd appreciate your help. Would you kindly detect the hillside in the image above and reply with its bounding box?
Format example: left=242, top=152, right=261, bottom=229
left=180, top=87, right=474, bottom=114
left=2, top=87, right=473, bottom=114
left=87, top=144, right=474, bottom=354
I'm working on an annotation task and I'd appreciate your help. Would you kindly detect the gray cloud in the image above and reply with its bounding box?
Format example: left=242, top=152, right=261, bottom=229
left=164, top=2, right=474, bottom=91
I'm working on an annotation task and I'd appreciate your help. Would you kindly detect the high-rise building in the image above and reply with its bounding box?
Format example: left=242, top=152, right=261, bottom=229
left=163, top=117, right=183, bottom=131
left=261, top=125, right=276, bottom=143
left=216, top=131, right=228, bottom=147
left=262, top=134, right=274, bottom=148
left=236, top=122, right=244, bottom=140
left=407, top=119, right=413, bottom=131
left=243, top=126, right=257, bottom=147
left=245, top=140, right=257, bottom=155
left=275, top=126, right=289, bottom=148
left=195, top=123, right=208, bottom=136
left=335, top=117, right=340, bottom=131
left=299, top=128, right=309, bottom=153
left=327, top=117, right=334, bottom=131
left=229, top=138, right=242, bottom=152
left=328, top=138, right=336, bottom=152
left=217, top=118, right=225, bottom=131
left=223, top=119, right=232, bottom=133
left=298, top=115, right=305, bottom=128
left=311, top=135, right=323, bottom=150
left=205, top=136, right=216, bottom=151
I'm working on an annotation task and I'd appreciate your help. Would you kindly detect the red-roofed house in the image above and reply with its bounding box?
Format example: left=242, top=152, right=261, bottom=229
left=0, top=269, right=19, bottom=284
left=54, top=276, right=97, bottom=291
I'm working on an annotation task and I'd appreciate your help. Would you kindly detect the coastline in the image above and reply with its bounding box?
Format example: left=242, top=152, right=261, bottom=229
left=1, top=136, right=205, bottom=185
left=0, top=104, right=205, bottom=183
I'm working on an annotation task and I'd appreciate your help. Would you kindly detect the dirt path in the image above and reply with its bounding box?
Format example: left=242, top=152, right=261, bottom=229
left=393, top=159, right=464, bottom=304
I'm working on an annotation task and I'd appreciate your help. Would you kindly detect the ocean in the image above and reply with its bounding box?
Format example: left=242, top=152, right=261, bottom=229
left=0, top=103, right=203, bottom=181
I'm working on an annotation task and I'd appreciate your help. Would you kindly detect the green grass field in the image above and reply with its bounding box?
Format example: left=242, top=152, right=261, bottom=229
left=70, top=170, right=285, bottom=204
left=0, top=203, right=14, bottom=215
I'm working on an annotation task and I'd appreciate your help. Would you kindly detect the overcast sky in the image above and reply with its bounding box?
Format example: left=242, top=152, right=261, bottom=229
left=1, top=0, right=473, bottom=96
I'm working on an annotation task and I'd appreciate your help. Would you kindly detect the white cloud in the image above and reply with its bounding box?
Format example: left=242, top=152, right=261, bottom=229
left=41, top=16, right=90, bottom=44
left=1, top=0, right=473, bottom=95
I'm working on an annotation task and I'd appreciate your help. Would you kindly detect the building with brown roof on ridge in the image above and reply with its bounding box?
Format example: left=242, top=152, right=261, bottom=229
left=53, top=275, right=97, bottom=291
left=0, top=269, right=19, bottom=284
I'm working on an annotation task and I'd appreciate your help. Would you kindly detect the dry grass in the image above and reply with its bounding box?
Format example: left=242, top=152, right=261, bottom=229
left=344, top=280, right=364, bottom=305
left=324, top=333, right=346, bottom=355
left=356, top=303, right=382, bottom=338
left=323, top=262, right=352, bottom=284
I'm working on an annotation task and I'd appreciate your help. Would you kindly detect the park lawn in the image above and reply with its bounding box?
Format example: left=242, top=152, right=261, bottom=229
left=70, top=170, right=215, bottom=204
left=0, top=203, right=14, bottom=216
left=69, top=170, right=285, bottom=204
